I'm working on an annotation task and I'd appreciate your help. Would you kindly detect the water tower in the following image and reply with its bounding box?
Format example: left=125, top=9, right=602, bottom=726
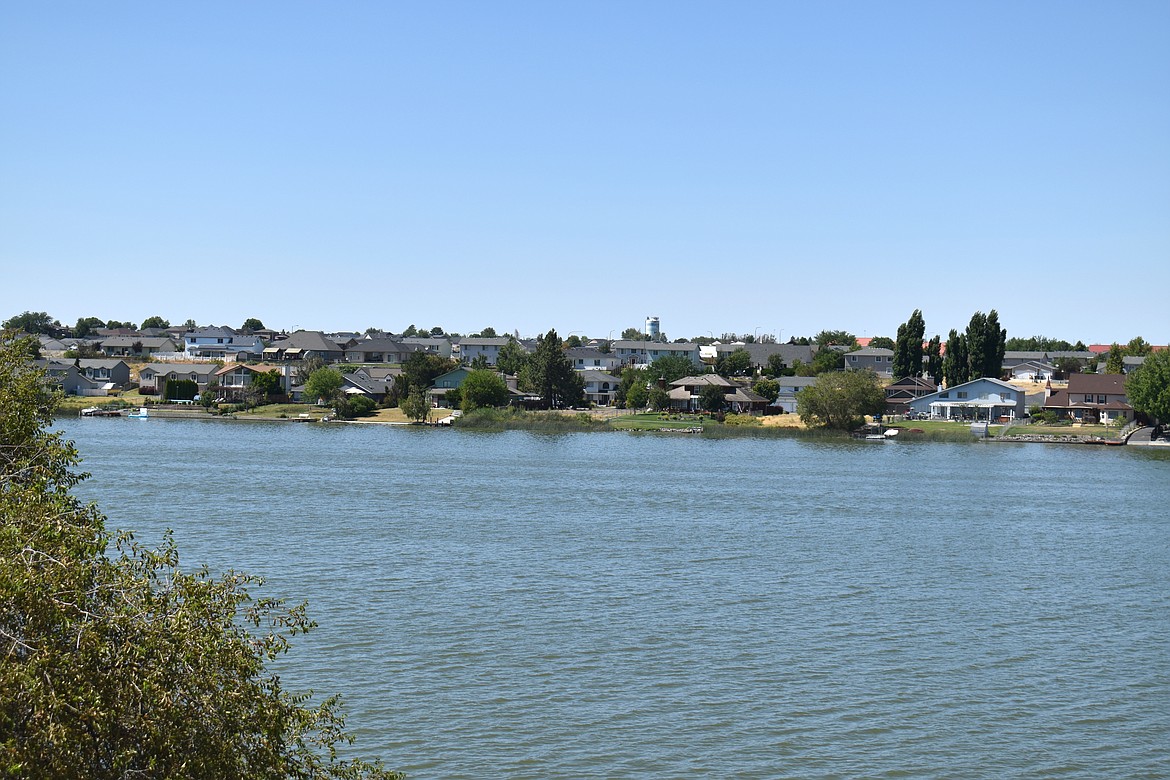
left=645, top=316, right=660, bottom=340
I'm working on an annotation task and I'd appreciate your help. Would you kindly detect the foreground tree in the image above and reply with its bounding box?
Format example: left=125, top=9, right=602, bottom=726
left=698, top=383, right=728, bottom=413
left=0, top=335, right=399, bottom=779
left=399, top=388, right=430, bottom=422
left=796, top=370, right=886, bottom=430
left=1126, top=349, right=1170, bottom=422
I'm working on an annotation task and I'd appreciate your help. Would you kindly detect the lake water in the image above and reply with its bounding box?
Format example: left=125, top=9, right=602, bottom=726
left=58, top=417, right=1170, bottom=779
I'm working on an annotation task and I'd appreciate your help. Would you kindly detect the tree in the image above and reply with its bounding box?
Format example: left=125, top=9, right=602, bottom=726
left=429, top=326, right=444, bottom=336
left=399, top=389, right=430, bottom=422
left=460, top=369, right=510, bottom=411
left=250, top=369, right=283, bottom=397
left=796, top=370, right=886, bottom=430
left=1125, top=337, right=1153, bottom=357
left=650, top=354, right=699, bottom=384
left=1104, top=343, right=1125, bottom=374
left=495, top=338, right=530, bottom=376
left=814, top=330, right=857, bottom=348
left=401, top=324, right=418, bottom=338
left=564, top=334, right=582, bottom=349
left=402, top=352, right=454, bottom=393
left=766, top=353, right=794, bottom=377
left=616, top=367, right=648, bottom=408
left=526, top=329, right=584, bottom=408
left=965, top=312, right=989, bottom=379
left=624, top=380, right=649, bottom=409
left=1126, top=349, right=1170, bottom=422
left=943, top=330, right=969, bottom=386
left=182, top=318, right=197, bottom=329
left=479, top=326, right=498, bottom=338
left=752, top=378, right=780, bottom=403
left=468, top=354, right=490, bottom=370
left=620, top=327, right=648, bottom=341
left=648, top=386, right=671, bottom=411
left=241, top=317, right=265, bottom=333
left=0, top=335, right=399, bottom=779
left=716, top=348, right=753, bottom=377
left=892, top=309, right=925, bottom=379
left=140, top=315, right=170, bottom=330
left=3, top=310, right=60, bottom=335
left=295, top=354, right=328, bottom=386
left=304, top=367, right=344, bottom=404
left=810, top=346, right=843, bottom=375
left=105, top=320, right=136, bottom=330
left=925, top=335, right=943, bottom=387
left=73, top=316, right=106, bottom=339
left=698, top=383, right=728, bottom=413
left=985, top=309, right=1006, bottom=378
left=869, top=336, right=896, bottom=350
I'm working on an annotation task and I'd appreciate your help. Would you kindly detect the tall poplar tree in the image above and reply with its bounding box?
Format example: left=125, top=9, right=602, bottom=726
left=984, top=309, right=1006, bottom=378
left=965, top=312, right=989, bottom=379
left=943, top=330, right=969, bottom=387
left=892, top=309, right=926, bottom=379
left=925, top=335, right=943, bottom=386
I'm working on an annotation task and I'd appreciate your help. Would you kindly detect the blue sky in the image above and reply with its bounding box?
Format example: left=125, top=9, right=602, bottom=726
left=2, top=2, right=1167, bottom=344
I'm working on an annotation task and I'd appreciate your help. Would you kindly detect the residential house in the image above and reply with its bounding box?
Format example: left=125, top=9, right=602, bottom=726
left=261, top=331, right=344, bottom=363
left=77, top=359, right=131, bottom=389
left=427, top=367, right=474, bottom=406
left=709, top=342, right=816, bottom=373
left=1009, top=360, right=1056, bottom=382
left=351, top=365, right=403, bottom=383
left=772, top=376, right=818, bottom=414
left=183, top=327, right=265, bottom=360
left=844, top=346, right=895, bottom=376
left=214, top=363, right=292, bottom=399
left=34, top=359, right=106, bottom=395
left=1043, top=374, right=1134, bottom=424
left=579, top=369, right=619, bottom=406
left=341, top=373, right=393, bottom=403
left=612, top=340, right=701, bottom=368
left=457, top=337, right=516, bottom=366
left=667, top=375, right=768, bottom=413
left=905, top=378, right=1026, bottom=421
left=138, top=363, right=221, bottom=395
left=343, top=338, right=426, bottom=364
left=884, top=376, right=936, bottom=416
left=99, top=336, right=181, bottom=357
left=566, top=347, right=622, bottom=372
left=400, top=336, right=453, bottom=359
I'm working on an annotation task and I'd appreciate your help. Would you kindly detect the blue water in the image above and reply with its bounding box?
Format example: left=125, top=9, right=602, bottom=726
left=60, top=417, right=1170, bottom=779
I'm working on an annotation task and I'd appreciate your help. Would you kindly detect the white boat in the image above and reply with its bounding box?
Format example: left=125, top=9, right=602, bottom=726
left=127, top=407, right=149, bottom=419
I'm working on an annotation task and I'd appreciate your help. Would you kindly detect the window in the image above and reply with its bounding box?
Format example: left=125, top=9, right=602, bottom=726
left=957, top=391, right=967, bottom=399
left=940, top=392, right=949, bottom=399
left=1084, top=395, right=1093, bottom=403
left=1097, top=395, right=1106, bottom=404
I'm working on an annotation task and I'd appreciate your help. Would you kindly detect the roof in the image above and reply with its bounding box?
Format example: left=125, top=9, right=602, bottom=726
left=76, top=359, right=129, bottom=369
left=1066, top=373, right=1128, bottom=394
left=458, top=337, right=514, bottom=347
left=577, top=369, right=618, bottom=382
left=100, top=336, right=177, bottom=348
left=848, top=346, right=895, bottom=357
left=279, top=331, right=342, bottom=353
left=138, top=363, right=220, bottom=376
left=215, top=363, right=285, bottom=376
left=670, top=374, right=735, bottom=388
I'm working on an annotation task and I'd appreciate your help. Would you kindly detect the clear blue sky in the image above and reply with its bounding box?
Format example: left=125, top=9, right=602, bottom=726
left=2, top=2, right=1167, bottom=344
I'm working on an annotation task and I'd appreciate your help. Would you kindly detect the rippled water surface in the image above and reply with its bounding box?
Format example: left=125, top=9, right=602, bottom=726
left=59, top=417, right=1170, bottom=779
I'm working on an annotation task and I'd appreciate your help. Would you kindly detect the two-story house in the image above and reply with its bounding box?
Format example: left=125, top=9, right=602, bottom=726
left=1043, top=374, right=1133, bottom=424
left=906, top=378, right=1026, bottom=422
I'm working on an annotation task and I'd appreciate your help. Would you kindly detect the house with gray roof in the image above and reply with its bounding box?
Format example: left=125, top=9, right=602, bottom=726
left=579, top=369, right=619, bottom=406
left=772, top=376, right=818, bottom=414
left=261, top=331, right=344, bottom=362
left=138, top=363, right=221, bottom=394
left=343, top=338, right=426, bottom=364
left=906, top=378, right=1026, bottom=422
left=566, top=347, right=623, bottom=372
left=99, top=336, right=181, bottom=357
left=844, top=346, right=894, bottom=376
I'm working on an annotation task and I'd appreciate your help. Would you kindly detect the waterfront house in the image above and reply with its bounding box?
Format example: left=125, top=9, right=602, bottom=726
left=1043, top=373, right=1133, bottom=424
left=884, top=376, right=936, bottom=416
left=214, top=363, right=292, bottom=399
left=905, top=378, right=1026, bottom=421
left=183, top=327, right=265, bottom=360
left=579, top=369, right=618, bottom=406
left=138, top=363, right=221, bottom=395
left=667, top=375, right=767, bottom=413
left=34, top=359, right=107, bottom=396
left=77, top=359, right=131, bottom=389
left=427, top=367, right=474, bottom=406
left=772, top=376, right=818, bottom=414
left=343, top=338, right=426, bottom=364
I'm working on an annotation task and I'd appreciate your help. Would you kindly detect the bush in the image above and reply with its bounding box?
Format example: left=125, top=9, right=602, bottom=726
left=722, top=413, right=762, bottom=426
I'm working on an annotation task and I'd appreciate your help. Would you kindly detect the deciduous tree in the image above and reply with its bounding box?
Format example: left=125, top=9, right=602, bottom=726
left=460, top=369, right=510, bottom=411
left=0, top=335, right=399, bottom=780
left=140, top=315, right=170, bottom=329
left=796, top=370, right=885, bottom=430
left=304, top=367, right=344, bottom=404
left=1126, top=349, right=1170, bottom=422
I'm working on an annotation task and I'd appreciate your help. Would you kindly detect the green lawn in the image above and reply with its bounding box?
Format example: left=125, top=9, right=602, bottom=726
left=611, top=413, right=708, bottom=431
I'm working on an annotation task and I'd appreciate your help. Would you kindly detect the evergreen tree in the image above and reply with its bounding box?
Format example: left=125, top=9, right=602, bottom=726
left=526, top=329, right=584, bottom=409
left=965, top=312, right=989, bottom=379
left=985, top=309, right=1006, bottom=378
